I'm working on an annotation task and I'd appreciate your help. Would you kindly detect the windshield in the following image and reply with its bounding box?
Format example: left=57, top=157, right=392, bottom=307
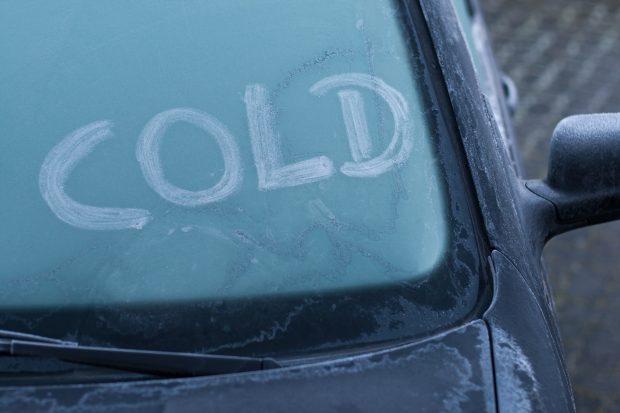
left=0, top=0, right=484, bottom=358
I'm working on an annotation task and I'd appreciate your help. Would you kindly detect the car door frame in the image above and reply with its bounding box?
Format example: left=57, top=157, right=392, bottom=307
left=409, top=0, right=576, bottom=410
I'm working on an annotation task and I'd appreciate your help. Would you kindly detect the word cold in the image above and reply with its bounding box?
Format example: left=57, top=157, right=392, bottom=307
left=39, top=73, right=414, bottom=231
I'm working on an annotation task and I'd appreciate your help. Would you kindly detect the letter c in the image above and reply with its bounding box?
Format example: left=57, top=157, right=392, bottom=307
left=39, top=121, right=152, bottom=230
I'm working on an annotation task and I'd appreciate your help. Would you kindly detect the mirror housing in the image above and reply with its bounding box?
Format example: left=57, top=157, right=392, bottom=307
left=527, top=113, right=620, bottom=230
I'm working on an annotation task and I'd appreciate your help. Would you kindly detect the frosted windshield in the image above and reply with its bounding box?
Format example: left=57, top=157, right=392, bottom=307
left=1, top=0, right=448, bottom=308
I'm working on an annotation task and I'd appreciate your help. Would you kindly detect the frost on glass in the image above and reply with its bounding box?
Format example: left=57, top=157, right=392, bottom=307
left=0, top=0, right=447, bottom=308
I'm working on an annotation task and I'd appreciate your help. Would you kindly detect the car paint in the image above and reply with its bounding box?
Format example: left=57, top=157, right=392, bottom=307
left=0, top=321, right=495, bottom=412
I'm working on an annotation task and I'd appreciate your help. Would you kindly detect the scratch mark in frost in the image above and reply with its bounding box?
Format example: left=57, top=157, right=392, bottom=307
left=205, top=299, right=318, bottom=353
left=337, top=90, right=373, bottom=162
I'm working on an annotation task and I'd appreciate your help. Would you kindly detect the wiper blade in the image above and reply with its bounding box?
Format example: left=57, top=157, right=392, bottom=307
left=0, top=329, right=280, bottom=377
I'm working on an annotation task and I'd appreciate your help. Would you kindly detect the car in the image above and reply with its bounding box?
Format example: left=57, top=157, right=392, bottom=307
left=1, top=0, right=618, bottom=411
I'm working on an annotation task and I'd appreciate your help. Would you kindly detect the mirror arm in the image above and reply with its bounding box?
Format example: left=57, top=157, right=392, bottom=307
left=526, top=179, right=620, bottom=238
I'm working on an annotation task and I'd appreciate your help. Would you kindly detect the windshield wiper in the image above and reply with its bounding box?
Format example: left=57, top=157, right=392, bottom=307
left=0, top=329, right=280, bottom=377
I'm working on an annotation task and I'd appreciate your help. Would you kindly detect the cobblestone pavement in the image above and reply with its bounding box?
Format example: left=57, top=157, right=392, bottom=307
left=480, top=0, right=620, bottom=411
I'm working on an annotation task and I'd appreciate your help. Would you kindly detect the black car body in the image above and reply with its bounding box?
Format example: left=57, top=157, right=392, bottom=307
left=4, top=0, right=619, bottom=411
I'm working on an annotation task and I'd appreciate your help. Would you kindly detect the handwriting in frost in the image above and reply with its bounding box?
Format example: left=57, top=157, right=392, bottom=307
left=136, top=108, right=244, bottom=207
left=39, top=73, right=414, bottom=230
left=39, top=121, right=152, bottom=230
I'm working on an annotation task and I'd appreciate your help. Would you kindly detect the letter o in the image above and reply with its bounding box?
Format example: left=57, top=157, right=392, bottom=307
left=136, top=108, right=242, bottom=207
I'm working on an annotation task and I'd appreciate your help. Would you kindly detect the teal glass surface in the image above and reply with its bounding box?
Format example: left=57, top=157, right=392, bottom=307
left=0, top=1, right=448, bottom=308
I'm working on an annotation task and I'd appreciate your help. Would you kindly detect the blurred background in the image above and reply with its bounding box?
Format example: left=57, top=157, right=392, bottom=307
left=480, top=0, right=620, bottom=411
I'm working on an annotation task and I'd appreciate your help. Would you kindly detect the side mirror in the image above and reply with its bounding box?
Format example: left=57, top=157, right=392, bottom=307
left=527, top=113, right=620, bottom=231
